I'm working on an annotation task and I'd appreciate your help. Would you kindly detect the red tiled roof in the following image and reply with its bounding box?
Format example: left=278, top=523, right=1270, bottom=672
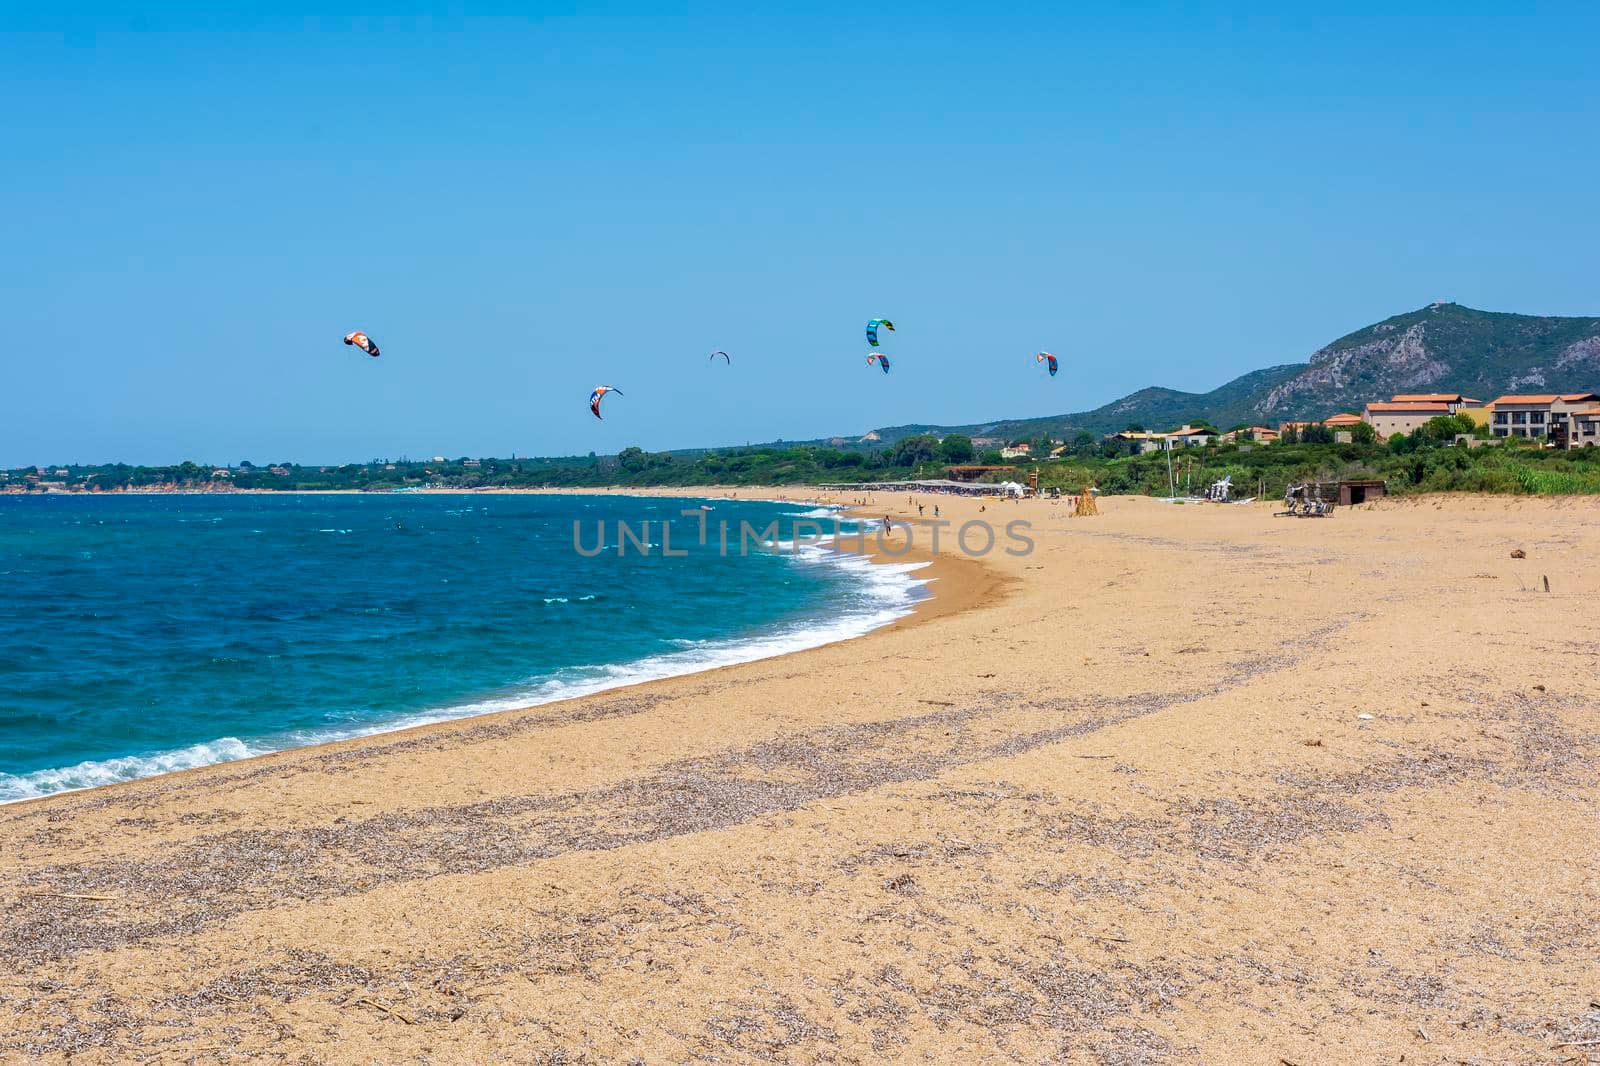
left=1391, top=393, right=1479, bottom=403
left=1365, top=402, right=1450, bottom=413
left=1322, top=412, right=1364, bottom=425
left=1559, top=392, right=1600, bottom=402
left=1491, top=395, right=1560, bottom=405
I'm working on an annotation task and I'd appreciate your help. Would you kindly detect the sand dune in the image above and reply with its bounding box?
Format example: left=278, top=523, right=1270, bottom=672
left=3, top=490, right=1597, bottom=1063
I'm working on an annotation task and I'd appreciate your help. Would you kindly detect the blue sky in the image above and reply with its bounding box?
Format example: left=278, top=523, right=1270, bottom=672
left=4, top=7, right=1598, bottom=465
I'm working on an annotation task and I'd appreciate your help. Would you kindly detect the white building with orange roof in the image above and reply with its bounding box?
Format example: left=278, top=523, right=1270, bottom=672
left=1362, top=400, right=1452, bottom=439
left=1164, top=424, right=1219, bottom=447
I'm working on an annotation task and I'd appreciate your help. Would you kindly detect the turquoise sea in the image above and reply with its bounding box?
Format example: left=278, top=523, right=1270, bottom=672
left=0, top=494, right=925, bottom=802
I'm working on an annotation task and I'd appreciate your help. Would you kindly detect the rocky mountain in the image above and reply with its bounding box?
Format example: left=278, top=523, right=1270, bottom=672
left=868, top=303, right=1600, bottom=444
left=1252, top=302, right=1600, bottom=418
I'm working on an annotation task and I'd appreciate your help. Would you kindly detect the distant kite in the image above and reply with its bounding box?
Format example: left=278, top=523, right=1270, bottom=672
left=343, top=331, right=380, bottom=358
left=589, top=385, right=622, bottom=419
left=867, top=353, right=891, bottom=375
left=709, top=350, right=731, bottom=364
left=1037, top=351, right=1058, bottom=377
left=866, top=318, right=895, bottom=347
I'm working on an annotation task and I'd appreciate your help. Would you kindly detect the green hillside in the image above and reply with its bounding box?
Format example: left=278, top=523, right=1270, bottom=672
left=865, top=303, right=1600, bottom=444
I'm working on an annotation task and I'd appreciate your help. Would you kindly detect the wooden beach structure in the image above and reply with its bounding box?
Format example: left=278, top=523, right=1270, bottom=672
left=818, top=478, right=1025, bottom=497
left=1338, top=479, right=1386, bottom=505
left=945, top=465, right=1017, bottom=482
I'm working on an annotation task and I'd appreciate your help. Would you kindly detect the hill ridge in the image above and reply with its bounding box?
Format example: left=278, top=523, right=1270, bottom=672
left=854, top=303, right=1600, bottom=445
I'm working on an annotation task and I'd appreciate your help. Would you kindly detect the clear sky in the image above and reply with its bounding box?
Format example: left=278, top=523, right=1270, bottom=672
left=4, top=7, right=1598, bottom=466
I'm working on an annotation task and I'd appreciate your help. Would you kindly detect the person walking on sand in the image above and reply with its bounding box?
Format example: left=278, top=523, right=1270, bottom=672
left=934, top=504, right=940, bottom=518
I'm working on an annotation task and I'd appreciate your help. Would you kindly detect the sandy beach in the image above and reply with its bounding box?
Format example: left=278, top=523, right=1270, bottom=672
left=3, top=490, right=1598, bottom=1063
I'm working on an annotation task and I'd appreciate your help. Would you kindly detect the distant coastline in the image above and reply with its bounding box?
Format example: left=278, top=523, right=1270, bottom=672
left=7, top=425, right=1600, bottom=500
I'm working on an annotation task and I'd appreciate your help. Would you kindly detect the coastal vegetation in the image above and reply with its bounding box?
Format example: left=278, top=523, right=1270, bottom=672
left=9, top=430, right=1600, bottom=497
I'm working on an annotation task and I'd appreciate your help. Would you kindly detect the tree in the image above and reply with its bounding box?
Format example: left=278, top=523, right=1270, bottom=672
left=938, top=434, right=975, bottom=463
left=1071, top=431, right=1097, bottom=458
left=1280, top=425, right=1300, bottom=445
left=888, top=434, right=940, bottom=466
left=1349, top=421, right=1377, bottom=445
left=1414, top=414, right=1476, bottom=446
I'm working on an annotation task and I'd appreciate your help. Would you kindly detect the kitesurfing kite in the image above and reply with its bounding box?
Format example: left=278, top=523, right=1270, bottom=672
left=709, top=350, right=730, bottom=364
left=867, top=353, right=891, bottom=374
left=1037, top=351, right=1058, bottom=377
left=865, top=318, right=895, bottom=347
left=343, top=331, right=380, bottom=358
left=589, top=385, right=622, bottom=419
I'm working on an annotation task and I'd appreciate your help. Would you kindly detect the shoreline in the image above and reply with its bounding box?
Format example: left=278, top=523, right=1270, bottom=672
left=0, top=489, right=1000, bottom=811
left=4, top=492, right=1597, bottom=1062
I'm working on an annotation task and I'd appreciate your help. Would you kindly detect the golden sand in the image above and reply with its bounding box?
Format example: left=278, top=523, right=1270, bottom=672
left=2, top=490, right=1598, bottom=1063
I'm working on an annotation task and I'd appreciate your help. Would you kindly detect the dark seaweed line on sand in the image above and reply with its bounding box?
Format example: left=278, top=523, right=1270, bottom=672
left=0, top=620, right=1363, bottom=968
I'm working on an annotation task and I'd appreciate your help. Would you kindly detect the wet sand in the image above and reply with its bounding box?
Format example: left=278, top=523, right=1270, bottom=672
left=2, top=491, right=1598, bottom=1063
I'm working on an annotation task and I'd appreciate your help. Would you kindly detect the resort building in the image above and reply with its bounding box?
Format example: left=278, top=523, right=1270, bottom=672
left=1278, top=414, right=1359, bottom=436
left=999, top=443, right=1032, bottom=459
left=1111, top=430, right=1167, bottom=453
left=1221, top=426, right=1279, bottom=443
left=1164, top=425, right=1218, bottom=447
left=1363, top=400, right=1452, bottom=439
left=1571, top=407, right=1600, bottom=448
left=1488, top=393, right=1600, bottom=442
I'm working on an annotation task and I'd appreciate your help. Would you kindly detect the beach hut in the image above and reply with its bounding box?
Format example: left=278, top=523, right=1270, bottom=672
left=1338, top=479, right=1386, bottom=506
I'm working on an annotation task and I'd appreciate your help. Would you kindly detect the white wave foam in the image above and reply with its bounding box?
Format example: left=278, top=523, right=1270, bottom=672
left=0, top=737, right=262, bottom=804
left=0, top=536, right=932, bottom=805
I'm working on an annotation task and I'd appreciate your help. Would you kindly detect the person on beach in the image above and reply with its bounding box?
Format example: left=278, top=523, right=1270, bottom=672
left=934, top=504, right=940, bottom=518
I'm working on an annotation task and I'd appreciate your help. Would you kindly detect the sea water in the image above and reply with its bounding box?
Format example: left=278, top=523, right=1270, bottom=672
left=0, top=493, right=926, bottom=802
